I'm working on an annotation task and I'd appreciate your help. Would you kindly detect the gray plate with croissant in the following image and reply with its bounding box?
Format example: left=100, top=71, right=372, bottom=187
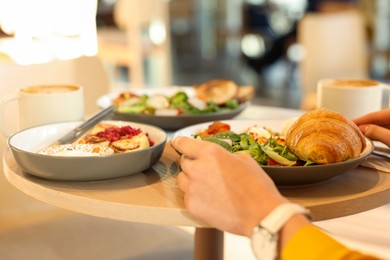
left=173, top=108, right=374, bottom=186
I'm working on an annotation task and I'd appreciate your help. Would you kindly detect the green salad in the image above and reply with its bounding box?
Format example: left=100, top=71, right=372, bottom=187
left=113, top=91, right=240, bottom=116
left=195, top=128, right=314, bottom=167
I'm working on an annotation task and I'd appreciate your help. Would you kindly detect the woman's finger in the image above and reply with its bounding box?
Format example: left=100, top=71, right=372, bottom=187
left=360, top=124, right=390, bottom=147
left=353, top=108, right=390, bottom=126
left=176, top=171, right=189, bottom=192
left=172, top=136, right=227, bottom=160
left=179, top=154, right=194, bottom=174
left=171, top=137, right=203, bottom=159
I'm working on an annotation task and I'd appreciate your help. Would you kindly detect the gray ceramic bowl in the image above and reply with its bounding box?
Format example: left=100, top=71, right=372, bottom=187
left=8, top=120, right=167, bottom=181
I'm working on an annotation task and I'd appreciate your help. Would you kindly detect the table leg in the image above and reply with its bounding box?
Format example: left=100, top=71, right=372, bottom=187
left=194, top=228, right=224, bottom=260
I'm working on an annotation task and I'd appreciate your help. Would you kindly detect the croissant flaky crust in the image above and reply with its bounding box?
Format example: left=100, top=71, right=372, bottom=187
left=285, top=108, right=366, bottom=164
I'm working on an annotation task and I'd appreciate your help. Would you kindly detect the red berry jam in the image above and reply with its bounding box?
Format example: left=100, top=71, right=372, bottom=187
left=96, top=126, right=142, bottom=142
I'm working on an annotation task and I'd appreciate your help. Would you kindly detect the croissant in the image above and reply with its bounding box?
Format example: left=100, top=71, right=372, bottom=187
left=285, top=108, right=366, bottom=164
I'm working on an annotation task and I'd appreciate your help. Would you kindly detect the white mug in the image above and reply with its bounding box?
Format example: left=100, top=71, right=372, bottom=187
left=316, top=78, right=390, bottom=119
left=0, top=84, right=84, bottom=137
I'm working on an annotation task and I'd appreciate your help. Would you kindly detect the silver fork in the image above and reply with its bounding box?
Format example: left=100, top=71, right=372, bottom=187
left=372, top=145, right=390, bottom=159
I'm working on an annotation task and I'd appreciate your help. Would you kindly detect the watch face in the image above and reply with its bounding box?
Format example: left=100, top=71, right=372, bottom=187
left=251, top=226, right=278, bottom=260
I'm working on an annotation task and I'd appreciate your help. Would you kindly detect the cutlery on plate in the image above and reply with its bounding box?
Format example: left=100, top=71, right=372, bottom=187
left=372, top=146, right=390, bottom=159
left=50, top=105, right=115, bottom=146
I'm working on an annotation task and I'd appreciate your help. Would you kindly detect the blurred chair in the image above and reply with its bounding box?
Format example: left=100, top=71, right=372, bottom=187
left=97, top=0, right=172, bottom=89
left=297, top=9, right=369, bottom=110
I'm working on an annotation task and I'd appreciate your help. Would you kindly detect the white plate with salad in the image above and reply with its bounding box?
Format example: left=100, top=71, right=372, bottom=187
left=97, top=87, right=250, bottom=131
left=172, top=119, right=373, bottom=186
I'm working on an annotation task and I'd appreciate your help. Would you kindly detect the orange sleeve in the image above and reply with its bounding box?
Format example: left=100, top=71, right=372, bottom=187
left=281, top=225, right=380, bottom=260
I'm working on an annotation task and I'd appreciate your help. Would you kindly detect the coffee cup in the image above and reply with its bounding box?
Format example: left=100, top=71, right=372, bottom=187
left=0, top=84, right=84, bottom=137
left=316, top=78, right=390, bottom=119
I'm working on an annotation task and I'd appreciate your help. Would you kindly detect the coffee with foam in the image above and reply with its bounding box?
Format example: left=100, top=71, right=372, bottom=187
left=325, top=79, right=379, bottom=88
left=317, top=78, right=390, bottom=119
left=22, top=85, right=80, bottom=94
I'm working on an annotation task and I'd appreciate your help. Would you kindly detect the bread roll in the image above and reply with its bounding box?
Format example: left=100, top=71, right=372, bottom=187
left=194, top=79, right=238, bottom=105
left=236, top=85, right=255, bottom=103
left=285, top=108, right=366, bottom=164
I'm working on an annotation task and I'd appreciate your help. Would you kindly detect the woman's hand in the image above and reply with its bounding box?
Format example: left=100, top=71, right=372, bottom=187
left=353, top=108, right=390, bottom=147
left=171, top=136, right=287, bottom=237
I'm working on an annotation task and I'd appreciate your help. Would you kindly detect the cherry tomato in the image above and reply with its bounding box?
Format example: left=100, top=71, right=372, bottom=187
left=267, top=159, right=280, bottom=166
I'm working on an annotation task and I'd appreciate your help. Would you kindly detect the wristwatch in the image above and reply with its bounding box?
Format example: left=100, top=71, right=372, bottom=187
left=250, top=203, right=310, bottom=260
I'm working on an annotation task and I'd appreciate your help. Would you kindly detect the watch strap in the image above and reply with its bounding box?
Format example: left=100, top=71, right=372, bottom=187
left=260, top=203, right=309, bottom=234
left=250, top=203, right=310, bottom=260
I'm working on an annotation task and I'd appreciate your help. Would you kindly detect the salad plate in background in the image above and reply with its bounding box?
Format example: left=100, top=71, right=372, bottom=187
left=172, top=120, right=373, bottom=186
left=97, top=85, right=252, bottom=131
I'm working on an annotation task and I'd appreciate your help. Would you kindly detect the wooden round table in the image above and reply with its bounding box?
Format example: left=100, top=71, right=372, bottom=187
left=4, top=145, right=390, bottom=259
left=3, top=106, right=390, bottom=259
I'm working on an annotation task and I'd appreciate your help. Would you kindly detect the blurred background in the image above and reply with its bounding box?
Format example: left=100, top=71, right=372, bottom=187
left=96, top=0, right=390, bottom=110
left=0, top=1, right=390, bottom=258
left=0, top=0, right=389, bottom=110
